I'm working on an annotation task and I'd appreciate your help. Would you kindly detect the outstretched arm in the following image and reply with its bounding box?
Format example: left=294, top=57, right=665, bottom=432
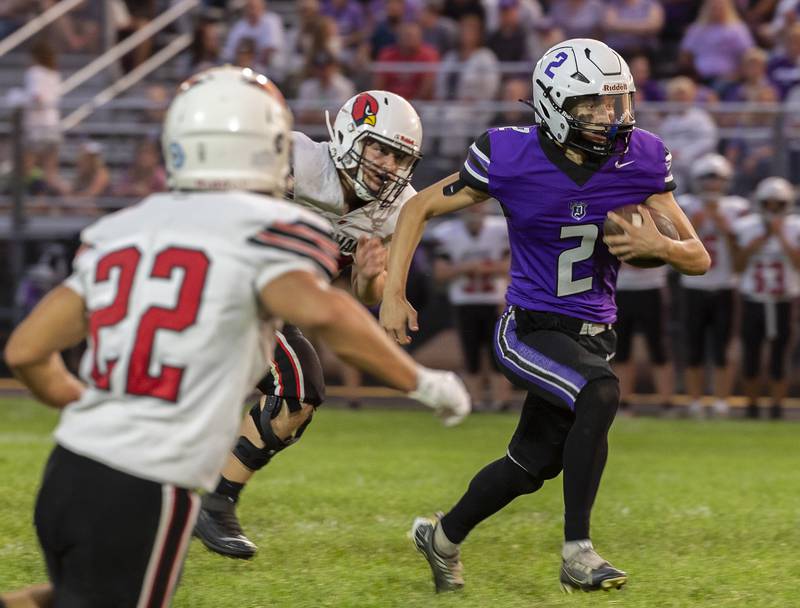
left=261, top=270, right=471, bottom=426
left=381, top=173, right=488, bottom=344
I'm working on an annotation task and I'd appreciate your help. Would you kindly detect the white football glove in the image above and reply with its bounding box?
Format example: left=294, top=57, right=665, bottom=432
left=409, top=366, right=472, bottom=427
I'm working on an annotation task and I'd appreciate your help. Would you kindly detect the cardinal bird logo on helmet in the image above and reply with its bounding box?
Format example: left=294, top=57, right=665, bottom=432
left=351, top=93, right=379, bottom=127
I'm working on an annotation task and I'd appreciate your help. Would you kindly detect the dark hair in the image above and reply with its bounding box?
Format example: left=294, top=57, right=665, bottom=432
left=190, top=17, right=220, bottom=67
left=30, top=38, right=57, bottom=70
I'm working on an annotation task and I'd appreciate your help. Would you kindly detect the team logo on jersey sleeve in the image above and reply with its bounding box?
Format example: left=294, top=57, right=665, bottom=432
left=352, top=93, right=379, bottom=127
left=570, top=201, right=587, bottom=221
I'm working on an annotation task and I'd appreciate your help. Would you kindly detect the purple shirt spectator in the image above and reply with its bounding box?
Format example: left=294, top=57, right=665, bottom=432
left=322, top=0, right=365, bottom=43
left=680, top=22, right=754, bottom=81
left=768, top=23, right=800, bottom=99
left=549, top=0, right=605, bottom=40
left=603, top=0, right=664, bottom=56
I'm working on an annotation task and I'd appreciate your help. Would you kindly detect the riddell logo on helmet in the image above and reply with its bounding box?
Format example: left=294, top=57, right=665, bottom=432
left=395, top=134, right=416, bottom=146
left=602, top=83, right=628, bottom=93
left=351, top=93, right=379, bottom=127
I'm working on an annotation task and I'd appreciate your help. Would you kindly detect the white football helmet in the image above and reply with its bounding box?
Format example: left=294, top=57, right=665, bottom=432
left=754, top=176, right=795, bottom=215
left=531, top=38, right=635, bottom=156
left=690, top=153, right=733, bottom=197
left=162, top=66, right=292, bottom=193
left=326, top=90, right=422, bottom=207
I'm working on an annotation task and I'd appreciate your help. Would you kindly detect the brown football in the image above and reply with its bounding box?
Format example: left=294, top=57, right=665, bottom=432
left=603, top=204, right=680, bottom=268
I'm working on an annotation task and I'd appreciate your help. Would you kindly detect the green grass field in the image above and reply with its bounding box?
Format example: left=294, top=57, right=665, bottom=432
left=0, top=396, right=798, bottom=608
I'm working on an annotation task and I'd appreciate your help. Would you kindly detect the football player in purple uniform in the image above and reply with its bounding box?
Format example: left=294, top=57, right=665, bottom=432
left=381, top=39, right=710, bottom=593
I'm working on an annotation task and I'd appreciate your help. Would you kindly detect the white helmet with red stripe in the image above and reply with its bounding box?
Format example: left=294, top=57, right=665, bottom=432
left=162, top=66, right=292, bottom=194
left=326, top=90, right=423, bottom=206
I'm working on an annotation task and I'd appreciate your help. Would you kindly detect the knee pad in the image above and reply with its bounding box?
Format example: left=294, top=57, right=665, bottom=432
left=233, top=435, right=275, bottom=471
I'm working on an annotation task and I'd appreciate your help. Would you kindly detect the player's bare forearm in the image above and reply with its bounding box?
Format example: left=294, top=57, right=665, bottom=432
left=659, top=236, right=711, bottom=275
left=4, top=286, right=88, bottom=408
left=353, top=268, right=385, bottom=306
left=646, top=191, right=711, bottom=275
left=12, top=353, right=85, bottom=409
left=384, top=173, right=487, bottom=299
left=310, top=288, right=418, bottom=391
left=261, top=272, right=417, bottom=392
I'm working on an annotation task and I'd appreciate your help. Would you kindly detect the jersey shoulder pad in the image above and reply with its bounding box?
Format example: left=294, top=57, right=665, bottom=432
left=246, top=199, right=339, bottom=280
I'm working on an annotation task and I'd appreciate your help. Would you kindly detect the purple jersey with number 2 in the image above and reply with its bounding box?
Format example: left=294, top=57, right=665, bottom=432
left=459, top=125, right=674, bottom=323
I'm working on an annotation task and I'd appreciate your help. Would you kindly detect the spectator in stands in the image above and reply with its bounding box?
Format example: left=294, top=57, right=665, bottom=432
left=655, top=0, right=700, bottom=60
left=370, top=0, right=407, bottom=58
left=489, top=78, right=534, bottom=126
left=118, top=0, right=156, bottom=70
left=41, top=0, right=99, bottom=52
left=761, top=0, right=800, bottom=46
left=297, top=51, right=355, bottom=123
left=419, top=0, right=457, bottom=56
left=442, top=0, right=485, bottom=21
left=431, top=202, right=512, bottom=411
left=144, top=84, right=169, bottom=125
left=322, top=0, right=366, bottom=57
left=768, top=22, right=800, bottom=99
left=283, top=0, right=324, bottom=78
left=0, top=1, right=27, bottom=39
left=487, top=0, right=531, bottom=78
left=722, top=47, right=778, bottom=102
left=548, top=0, right=605, bottom=40
left=679, top=0, right=755, bottom=87
left=630, top=53, right=665, bottom=102
left=49, top=141, right=108, bottom=200
left=112, top=139, right=166, bottom=198
left=222, top=0, right=285, bottom=77
left=613, top=265, right=674, bottom=415
left=23, top=38, right=62, bottom=194
left=724, top=84, right=778, bottom=195
left=189, top=15, right=223, bottom=73
left=658, top=76, right=718, bottom=190
left=436, top=15, right=500, bottom=156
left=375, top=21, right=440, bottom=100
left=603, top=0, right=665, bottom=57
left=232, top=37, right=263, bottom=73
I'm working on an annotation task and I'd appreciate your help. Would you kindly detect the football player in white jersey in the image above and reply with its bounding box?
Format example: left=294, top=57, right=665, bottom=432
left=733, top=176, right=800, bottom=419
left=612, top=264, right=673, bottom=414
left=431, top=201, right=512, bottom=410
left=1, top=68, right=469, bottom=607
left=194, top=90, right=471, bottom=560
left=679, top=154, right=750, bottom=418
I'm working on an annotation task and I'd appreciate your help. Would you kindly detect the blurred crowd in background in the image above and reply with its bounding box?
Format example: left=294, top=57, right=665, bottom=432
left=4, top=0, right=800, bottom=416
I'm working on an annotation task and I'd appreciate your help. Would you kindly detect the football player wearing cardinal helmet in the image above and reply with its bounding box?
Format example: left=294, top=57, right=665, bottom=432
left=194, top=90, right=470, bottom=561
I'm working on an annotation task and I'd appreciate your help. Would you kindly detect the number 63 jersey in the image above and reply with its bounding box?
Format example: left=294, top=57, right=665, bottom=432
left=733, top=213, right=800, bottom=301
left=55, top=191, right=338, bottom=491
left=459, top=125, right=674, bottom=323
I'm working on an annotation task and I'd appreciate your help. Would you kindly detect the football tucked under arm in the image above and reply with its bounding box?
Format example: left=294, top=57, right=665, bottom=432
left=603, top=204, right=679, bottom=268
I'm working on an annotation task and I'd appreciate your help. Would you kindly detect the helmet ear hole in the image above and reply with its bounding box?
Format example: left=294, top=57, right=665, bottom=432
left=337, top=130, right=344, bottom=144
left=539, top=102, right=550, bottom=119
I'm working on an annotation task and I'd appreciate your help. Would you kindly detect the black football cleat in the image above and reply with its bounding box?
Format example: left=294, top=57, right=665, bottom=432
left=411, top=513, right=464, bottom=593
left=560, top=544, right=627, bottom=593
left=194, top=492, right=257, bottom=559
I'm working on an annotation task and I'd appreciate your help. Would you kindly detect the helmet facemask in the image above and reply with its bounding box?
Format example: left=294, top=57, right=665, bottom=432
left=561, top=93, right=635, bottom=157
left=342, top=132, right=421, bottom=208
